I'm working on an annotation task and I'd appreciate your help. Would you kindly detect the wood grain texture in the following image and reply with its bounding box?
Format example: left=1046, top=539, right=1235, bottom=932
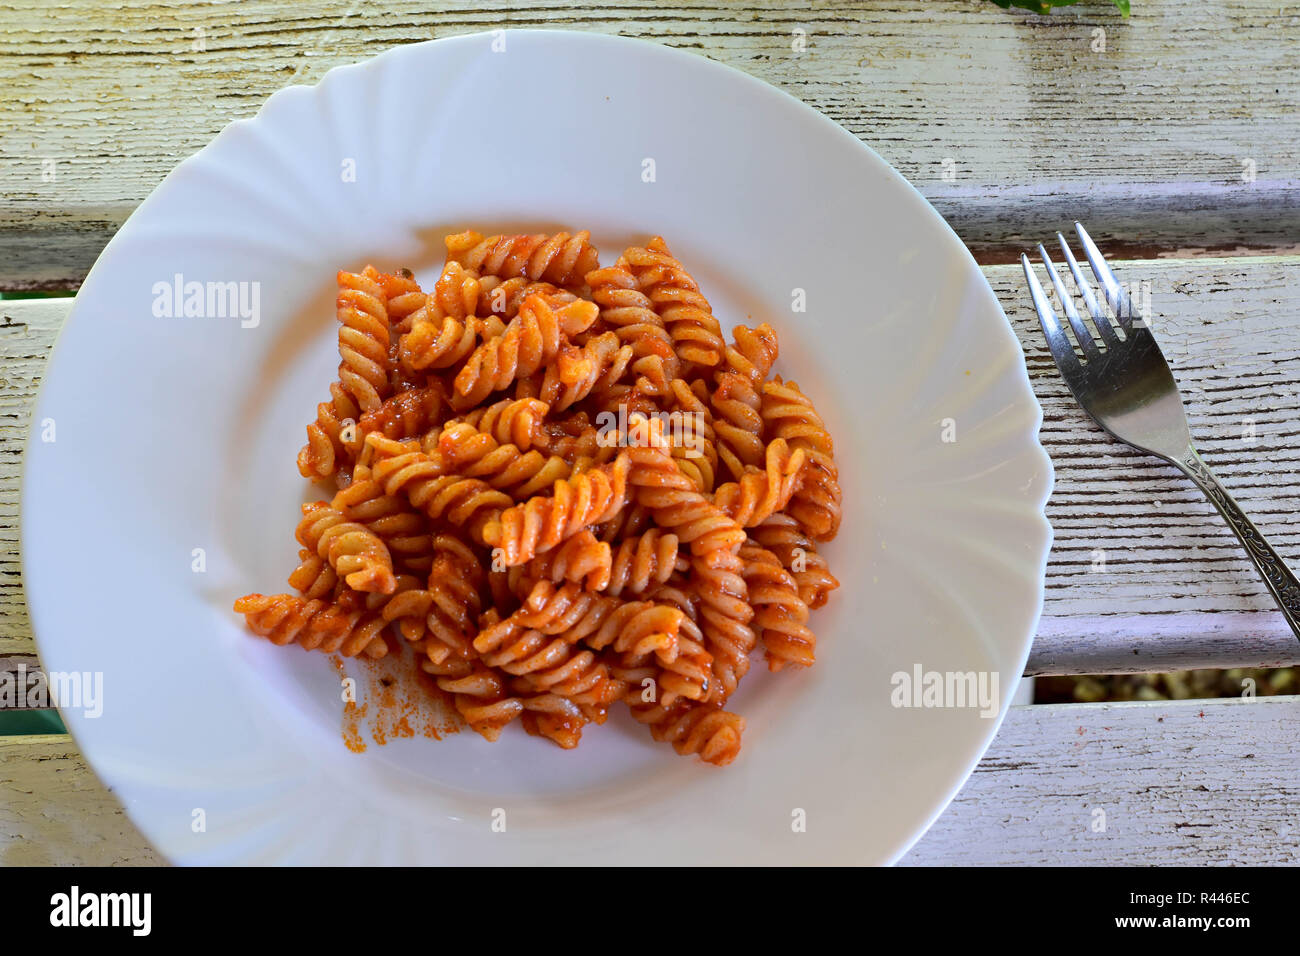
left=0, top=654, right=41, bottom=706
left=0, top=299, right=62, bottom=656
left=6, top=259, right=1300, bottom=670
left=903, top=696, right=1300, bottom=865
left=0, top=734, right=162, bottom=865
left=2, top=0, right=1298, bottom=288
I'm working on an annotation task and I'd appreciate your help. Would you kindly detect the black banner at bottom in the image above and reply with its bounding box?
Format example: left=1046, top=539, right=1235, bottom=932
left=0, top=864, right=1275, bottom=940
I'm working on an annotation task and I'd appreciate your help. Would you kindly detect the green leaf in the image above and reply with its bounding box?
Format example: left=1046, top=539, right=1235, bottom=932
left=991, top=0, right=1130, bottom=15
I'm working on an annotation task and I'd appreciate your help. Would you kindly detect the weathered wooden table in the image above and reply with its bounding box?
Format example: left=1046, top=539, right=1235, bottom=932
left=3, top=1, right=1298, bottom=865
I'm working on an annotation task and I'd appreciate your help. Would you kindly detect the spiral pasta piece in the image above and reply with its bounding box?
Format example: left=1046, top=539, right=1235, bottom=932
left=537, top=332, right=633, bottom=411
left=721, top=323, right=779, bottom=383
left=379, top=267, right=429, bottom=335
left=706, top=321, right=776, bottom=481
left=336, top=267, right=392, bottom=413
left=711, top=372, right=765, bottom=482
left=295, top=500, right=397, bottom=594
left=519, top=705, right=588, bottom=749
left=423, top=534, right=487, bottom=661
left=606, top=528, right=685, bottom=597
left=626, top=443, right=746, bottom=555
left=480, top=452, right=632, bottom=566
left=453, top=295, right=599, bottom=407
left=523, top=671, right=626, bottom=725
left=583, top=601, right=684, bottom=660
left=586, top=257, right=680, bottom=391
left=376, top=573, right=434, bottom=643
left=479, top=629, right=619, bottom=719
left=397, top=262, right=501, bottom=370
left=437, top=421, right=572, bottom=499
left=446, top=229, right=600, bottom=288
left=298, top=381, right=361, bottom=481
left=653, top=616, right=715, bottom=704
left=749, top=514, right=840, bottom=609
left=451, top=397, right=548, bottom=451
left=376, top=574, right=432, bottom=644
left=477, top=276, right=578, bottom=318
left=740, top=543, right=815, bottom=670
left=287, top=548, right=338, bottom=600
left=513, top=580, right=600, bottom=634
left=425, top=659, right=524, bottom=742
left=356, top=383, right=445, bottom=446
left=761, top=377, right=842, bottom=540
left=520, top=530, right=612, bottom=591
left=712, top=438, right=807, bottom=529
left=234, top=593, right=389, bottom=658
left=475, top=582, right=707, bottom=705
left=629, top=700, right=744, bottom=767
left=332, top=476, right=433, bottom=574
left=425, top=261, right=481, bottom=322
left=624, top=237, right=726, bottom=368
left=400, top=312, right=506, bottom=374
left=365, top=434, right=514, bottom=535
left=689, top=548, right=755, bottom=704
left=666, top=377, right=718, bottom=492
left=604, top=610, right=712, bottom=706
left=479, top=579, right=687, bottom=676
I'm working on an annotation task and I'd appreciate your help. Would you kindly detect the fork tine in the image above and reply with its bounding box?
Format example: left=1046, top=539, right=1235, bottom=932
left=1038, top=244, right=1100, bottom=361
left=1022, top=253, right=1081, bottom=379
left=1075, top=222, right=1139, bottom=332
left=1057, top=233, right=1121, bottom=348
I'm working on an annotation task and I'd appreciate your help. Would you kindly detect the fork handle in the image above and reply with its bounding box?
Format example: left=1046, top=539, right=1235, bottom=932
left=1178, top=445, right=1300, bottom=642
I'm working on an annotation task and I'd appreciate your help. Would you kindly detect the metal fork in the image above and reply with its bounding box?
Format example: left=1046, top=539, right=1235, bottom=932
left=1023, top=222, right=1300, bottom=643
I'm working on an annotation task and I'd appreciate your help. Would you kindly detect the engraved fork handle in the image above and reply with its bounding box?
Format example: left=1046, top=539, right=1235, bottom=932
left=1178, top=445, right=1300, bottom=642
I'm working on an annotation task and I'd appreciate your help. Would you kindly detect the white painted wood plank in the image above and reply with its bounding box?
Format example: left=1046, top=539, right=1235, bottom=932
left=903, top=696, right=1300, bottom=865
left=6, top=258, right=1300, bottom=669
left=0, top=734, right=161, bottom=865
left=0, top=299, right=65, bottom=656
left=2, top=0, right=1298, bottom=288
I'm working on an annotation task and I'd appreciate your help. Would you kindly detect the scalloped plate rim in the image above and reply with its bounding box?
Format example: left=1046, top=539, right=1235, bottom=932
left=21, top=29, right=1054, bottom=866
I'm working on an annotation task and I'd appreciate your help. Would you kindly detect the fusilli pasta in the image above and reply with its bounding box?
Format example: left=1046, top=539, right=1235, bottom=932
left=445, top=230, right=599, bottom=288
left=336, top=267, right=392, bottom=413
left=295, top=500, right=397, bottom=595
left=761, top=376, right=843, bottom=540
left=235, top=228, right=843, bottom=767
left=235, top=593, right=389, bottom=659
left=624, top=237, right=727, bottom=369
left=452, top=295, right=598, bottom=407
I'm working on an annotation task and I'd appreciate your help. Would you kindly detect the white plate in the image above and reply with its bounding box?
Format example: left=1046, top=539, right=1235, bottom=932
left=23, top=30, right=1052, bottom=865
